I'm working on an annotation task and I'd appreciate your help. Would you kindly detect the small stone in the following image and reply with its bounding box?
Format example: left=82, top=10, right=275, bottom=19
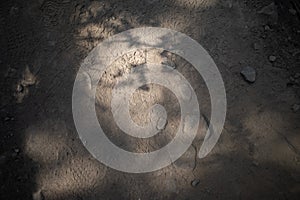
left=16, top=84, right=24, bottom=93
left=48, top=41, right=56, bottom=46
left=4, top=117, right=10, bottom=121
left=294, top=73, right=300, bottom=79
left=156, top=117, right=167, bottom=130
left=252, top=161, right=259, bottom=166
left=258, top=3, right=277, bottom=16
left=289, top=9, right=297, bottom=15
left=9, top=6, right=19, bottom=16
left=22, top=66, right=36, bottom=86
left=292, top=104, right=300, bottom=112
left=264, top=25, right=271, bottom=31
left=0, top=154, right=7, bottom=165
left=241, top=66, right=256, bottom=83
left=269, top=55, right=277, bottom=62
left=191, top=179, right=200, bottom=187
left=290, top=76, right=295, bottom=82
left=14, top=148, right=20, bottom=153
left=258, top=3, right=278, bottom=24
left=161, top=59, right=176, bottom=69
left=33, top=190, right=44, bottom=200
left=253, top=43, right=260, bottom=50
left=174, top=147, right=196, bottom=170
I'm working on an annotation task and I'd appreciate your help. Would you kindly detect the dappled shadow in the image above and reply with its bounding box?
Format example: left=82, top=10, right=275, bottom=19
left=1, top=0, right=300, bottom=199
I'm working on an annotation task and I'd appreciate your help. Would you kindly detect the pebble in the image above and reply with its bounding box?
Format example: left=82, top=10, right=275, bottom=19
left=9, top=6, right=19, bottom=16
left=5, top=116, right=15, bottom=121
left=258, top=3, right=277, bottom=16
left=0, top=154, right=7, bottom=165
left=174, top=147, right=196, bottom=170
left=241, top=66, right=256, bottom=83
left=32, top=190, right=44, bottom=200
left=16, top=84, right=24, bottom=93
left=289, top=9, right=297, bottom=15
left=292, top=104, right=300, bottom=112
left=191, top=179, right=200, bottom=187
left=294, top=73, right=300, bottom=79
left=252, top=161, right=259, bottom=166
left=161, top=59, right=176, bottom=69
left=264, top=25, right=271, bottom=31
left=156, top=117, right=167, bottom=130
left=253, top=43, right=260, bottom=50
left=269, top=55, right=277, bottom=62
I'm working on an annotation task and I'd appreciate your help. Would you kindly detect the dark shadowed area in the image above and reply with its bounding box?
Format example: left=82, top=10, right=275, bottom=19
left=0, top=0, right=300, bottom=199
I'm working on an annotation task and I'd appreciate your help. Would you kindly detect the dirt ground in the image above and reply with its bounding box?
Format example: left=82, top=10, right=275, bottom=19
left=1, top=0, right=300, bottom=199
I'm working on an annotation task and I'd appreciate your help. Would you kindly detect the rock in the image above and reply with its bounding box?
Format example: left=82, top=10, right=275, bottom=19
left=294, top=73, right=300, bottom=79
left=14, top=148, right=20, bottom=153
left=174, top=146, right=196, bottom=170
left=292, top=104, right=300, bottom=112
left=253, top=43, right=260, bottom=50
left=161, top=59, right=176, bottom=69
left=289, top=9, right=297, bottom=15
left=269, top=55, right=277, bottom=62
left=0, top=154, right=7, bottom=165
left=264, top=25, right=271, bottom=31
left=16, top=84, right=24, bottom=93
left=258, top=3, right=277, bottom=16
left=9, top=6, right=19, bottom=16
left=156, top=117, right=167, bottom=130
left=257, top=3, right=278, bottom=24
left=252, top=161, right=259, bottom=167
left=191, top=179, right=200, bottom=187
left=4, top=116, right=14, bottom=121
left=146, top=49, right=163, bottom=64
left=241, top=66, right=256, bottom=83
left=21, top=66, right=36, bottom=86
left=88, top=1, right=103, bottom=18
left=32, top=190, right=44, bottom=200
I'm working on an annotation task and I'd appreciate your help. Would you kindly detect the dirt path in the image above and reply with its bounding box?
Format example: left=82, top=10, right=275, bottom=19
left=0, top=0, right=300, bottom=199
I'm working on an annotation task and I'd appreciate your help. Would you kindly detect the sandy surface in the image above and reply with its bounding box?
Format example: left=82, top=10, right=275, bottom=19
left=0, top=0, right=300, bottom=199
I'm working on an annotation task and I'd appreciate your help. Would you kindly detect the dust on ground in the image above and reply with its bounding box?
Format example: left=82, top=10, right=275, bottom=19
left=0, top=0, right=300, bottom=199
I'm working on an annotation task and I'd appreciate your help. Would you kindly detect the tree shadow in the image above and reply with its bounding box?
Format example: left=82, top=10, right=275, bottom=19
left=1, top=0, right=300, bottom=199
